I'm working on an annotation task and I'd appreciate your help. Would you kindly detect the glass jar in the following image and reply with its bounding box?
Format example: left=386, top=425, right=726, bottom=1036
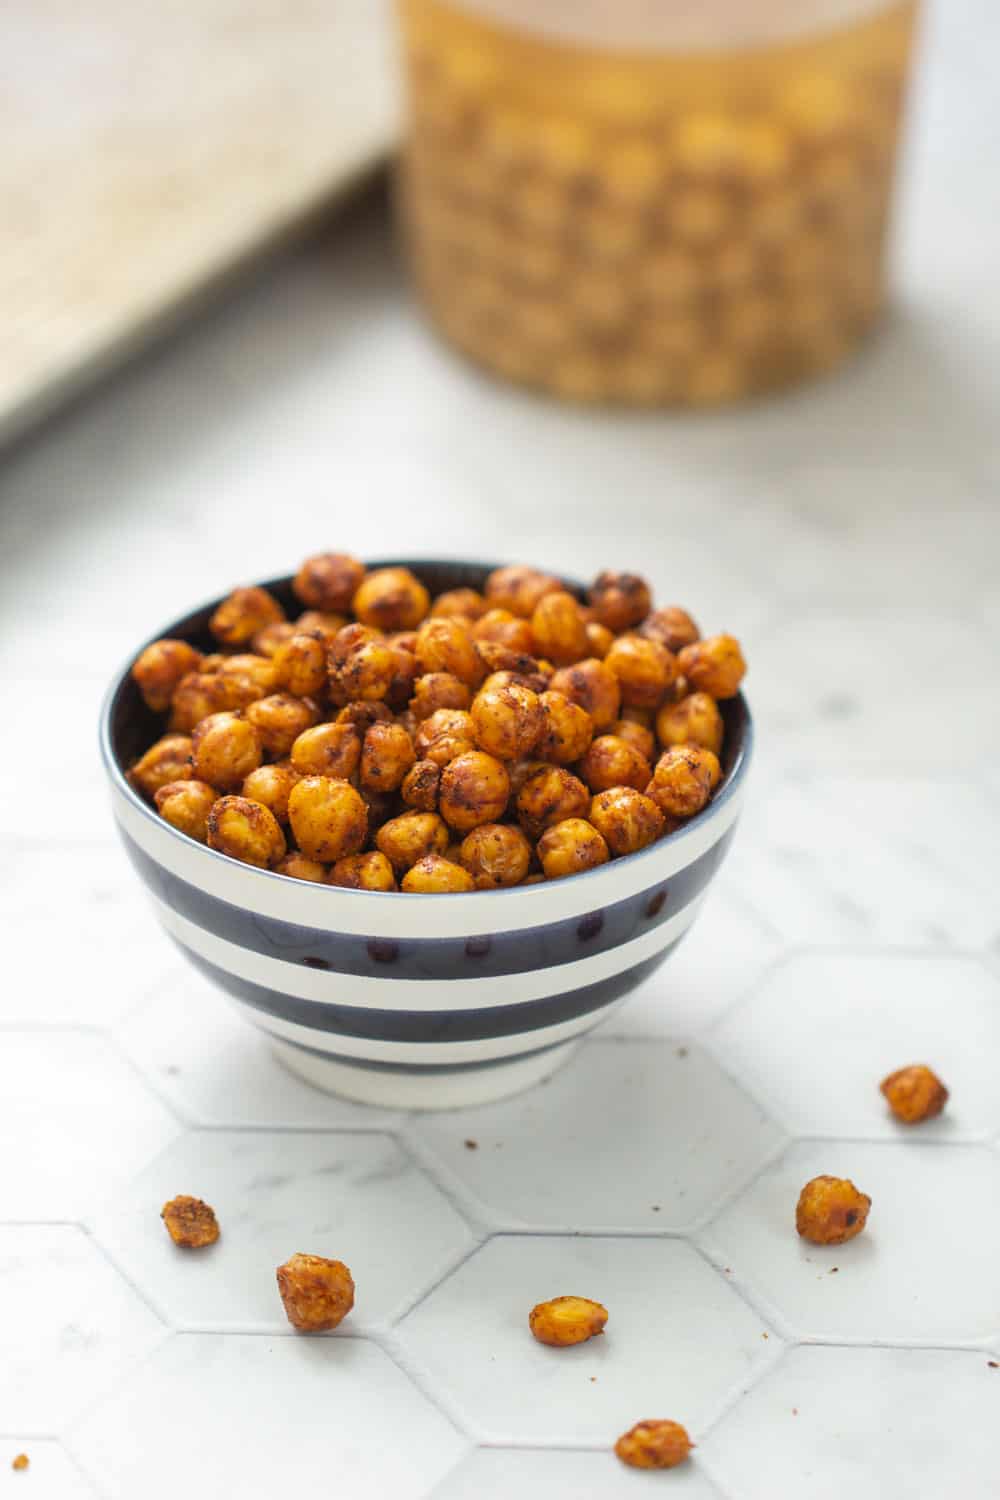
left=396, top=0, right=919, bottom=405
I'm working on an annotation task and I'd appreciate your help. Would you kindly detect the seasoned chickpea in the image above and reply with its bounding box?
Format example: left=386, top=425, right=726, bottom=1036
left=241, top=762, right=299, bottom=822
left=549, top=659, right=621, bottom=731
left=287, top=776, right=368, bottom=863
left=293, top=551, right=366, bottom=612
left=655, top=691, right=724, bottom=755
left=534, top=690, right=594, bottom=764
left=207, top=795, right=286, bottom=868
left=214, top=654, right=280, bottom=705
left=529, top=1295, right=608, bottom=1347
left=476, top=642, right=549, bottom=689
left=295, top=609, right=349, bottom=643
left=353, top=567, right=430, bottom=631
left=648, top=746, right=720, bottom=817
left=531, top=591, right=589, bottom=665
left=361, top=721, right=416, bottom=792
left=415, top=618, right=484, bottom=686
left=386, top=642, right=419, bottom=708
left=585, top=620, right=615, bottom=659
left=615, top=1420, right=692, bottom=1471
left=274, top=852, right=328, bottom=882
left=154, top=779, right=216, bottom=842
left=276, top=1253, right=355, bottom=1332
left=538, top=818, right=609, bottom=879
left=168, top=672, right=234, bottom=732
left=589, top=788, right=665, bottom=856
left=401, top=758, right=441, bottom=811
left=415, top=708, right=478, bottom=766
left=161, top=1195, right=220, bottom=1248
left=271, top=631, right=328, bottom=698
left=331, top=634, right=397, bottom=704
left=431, top=587, right=487, bottom=620
left=191, top=711, right=263, bottom=791
left=460, top=823, right=533, bottom=888
left=678, top=633, right=746, bottom=698
left=485, top=564, right=561, bottom=618
left=579, top=735, right=651, bottom=794
left=640, top=605, right=701, bottom=652
left=132, top=639, right=203, bottom=712
left=588, top=571, right=652, bottom=632
left=473, top=607, right=537, bottom=654
left=880, top=1064, right=948, bottom=1124
left=244, top=693, right=318, bottom=758
left=611, top=717, right=656, bottom=762
left=471, top=682, right=543, bottom=760
left=209, top=586, right=284, bottom=646
left=517, top=766, right=590, bottom=838
left=796, top=1175, right=872, bottom=1245
left=290, top=721, right=361, bottom=782
left=252, top=619, right=297, bottom=657
left=337, top=700, right=392, bottom=732
left=605, top=634, right=678, bottom=709
left=376, top=811, right=450, bottom=872
left=360, top=788, right=395, bottom=831
left=402, top=854, right=477, bottom=893
left=439, top=751, right=511, bottom=831
left=410, top=671, right=472, bottom=720
left=328, top=850, right=397, bottom=891
left=128, top=734, right=194, bottom=798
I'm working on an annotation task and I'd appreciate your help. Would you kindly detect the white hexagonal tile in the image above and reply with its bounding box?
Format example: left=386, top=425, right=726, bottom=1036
left=431, top=1447, right=723, bottom=1498
left=1, top=1033, right=180, bottom=1220
left=701, top=1345, right=1000, bottom=1500
left=0, top=1226, right=164, bottom=1433
left=712, top=954, right=1000, bottom=1139
left=397, top=1236, right=777, bottom=1443
left=118, top=972, right=402, bottom=1128
left=0, top=1441, right=95, bottom=1498
left=413, top=1040, right=783, bottom=1232
left=68, top=1333, right=467, bottom=1500
left=704, top=1141, right=1000, bottom=1342
left=90, top=1129, right=475, bottom=1331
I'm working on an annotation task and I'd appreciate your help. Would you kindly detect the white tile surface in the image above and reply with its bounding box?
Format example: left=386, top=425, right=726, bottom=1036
left=398, top=1236, right=776, bottom=1444
left=431, top=1447, right=723, bottom=1498
left=0, top=1442, right=95, bottom=1498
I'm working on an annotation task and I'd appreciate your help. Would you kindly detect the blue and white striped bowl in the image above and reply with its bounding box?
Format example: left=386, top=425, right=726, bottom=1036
left=100, top=561, right=753, bottom=1110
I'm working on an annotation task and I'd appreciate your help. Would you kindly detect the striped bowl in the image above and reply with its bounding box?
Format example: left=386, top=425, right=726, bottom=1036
left=100, top=561, right=753, bottom=1110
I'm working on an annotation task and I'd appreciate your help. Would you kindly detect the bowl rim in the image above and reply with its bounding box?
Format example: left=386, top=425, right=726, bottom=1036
left=99, top=557, right=753, bottom=906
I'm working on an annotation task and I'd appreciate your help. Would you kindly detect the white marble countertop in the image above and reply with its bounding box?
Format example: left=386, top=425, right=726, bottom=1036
left=1, top=2, right=998, bottom=1494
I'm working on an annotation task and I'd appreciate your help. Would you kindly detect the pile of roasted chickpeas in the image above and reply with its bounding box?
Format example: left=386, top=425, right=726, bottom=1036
left=128, top=555, right=746, bottom=891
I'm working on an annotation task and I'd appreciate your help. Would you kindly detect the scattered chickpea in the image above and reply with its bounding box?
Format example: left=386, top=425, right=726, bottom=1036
left=154, top=779, right=217, bottom=843
left=401, top=758, right=441, bottom=811
left=605, top=634, right=678, bottom=708
left=161, top=1195, right=220, bottom=1248
left=274, top=853, right=328, bottom=883
left=579, top=735, right=652, bottom=794
left=290, top=721, right=362, bottom=782
left=207, top=795, right=287, bottom=868
left=439, top=751, right=511, bottom=831
left=589, top=788, right=665, bottom=857
left=880, top=1064, right=949, bottom=1124
left=11, top=1454, right=29, bottom=1472
left=531, top=591, right=589, bottom=665
left=271, top=631, right=328, bottom=698
left=132, top=639, right=203, bottom=712
left=210, top=586, right=285, bottom=646
left=276, top=1253, right=355, bottom=1332
left=328, top=850, right=398, bottom=891
left=537, top=818, right=610, bottom=879
left=647, top=746, right=721, bottom=817
left=191, top=711, right=263, bottom=792
left=588, top=571, right=652, bottom=632
left=460, top=823, right=533, bottom=888
left=403, top=854, right=477, bottom=892
left=615, top=1420, right=692, bottom=1470
left=293, top=552, right=366, bottom=612
left=640, top=605, right=701, bottom=652
left=678, top=633, right=747, bottom=698
left=656, top=692, right=724, bottom=754
left=517, top=766, right=590, bottom=838
left=128, top=734, right=194, bottom=799
left=360, top=721, right=416, bottom=793
left=287, top=776, right=367, bottom=863
left=796, top=1175, right=872, bottom=1245
left=353, top=567, right=430, bottom=631
left=376, top=811, right=450, bottom=873
left=471, top=681, right=543, bottom=760
left=529, top=1295, right=608, bottom=1346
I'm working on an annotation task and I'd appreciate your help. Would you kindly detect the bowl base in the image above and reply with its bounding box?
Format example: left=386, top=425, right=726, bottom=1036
left=270, top=1038, right=581, bottom=1111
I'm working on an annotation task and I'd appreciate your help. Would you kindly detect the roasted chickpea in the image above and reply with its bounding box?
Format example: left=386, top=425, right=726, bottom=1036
left=161, top=1195, right=220, bottom=1249
left=191, top=711, right=263, bottom=792
left=132, top=639, right=203, bottom=712
left=589, top=788, right=665, bottom=857
left=410, top=672, right=472, bottom=720
left=401, top=758, right=441, bottom=811
left=361, top=721, right=416, bottom=792
left=588, top=571, right=652, bottom=632
left=274, top=852, right=328, bottom=882
left=533, top=690, right=593, bottom=764
left=529, top=1296, right=608, bottom=1347
left=128, top=734, right=194, bottom=798
left=293, top=552, right=366, bottom=612
left=471, top=682, right=543, bottom=760
left=605, top=634, right=678, bottom=709
left=640, top=605, right=701, bottom=652
left=549, top=659, right=621, bottom=731
left=328, top=850, right=397, bottom=891
left=611, top=717, right=656, bottom=762
left=290, top=721, right=361, bottom=782
left=168, top=672, right=234, bottom=732
left=295, top=609, right=349, bottom=643
left=485, top=564, right=561, bottom=618
left=209, top=586, right=285, bottom=646
left=531, top=591, right=589, bottom=665
left=537, top=818, right=609, bottom=880
left=242, top=762, right=300, bottom=823
left=472, top=608, right=537, bottom=655
left=337, top=700, right=392, bottom=732
left=439, top=751, right=511, bottom=831
left=656, top=692, right=724, bottom=755
left=207, top=795, right=286, bottom=868
left=388, top=630, right=419, bottom=655
left=287, top=776, right=368, bottom=863
left=414, top=708, right=478, bottom=766
left=214, top=654, right=280, bottom=706
left=431, top=587, right=488, bottom=620
left=677, top=633, right=746, bottom=699
left=517, top=766, right=590, bottom=838
left=360, top=788, right=395, bottom=831
left=647, top=746, right=720, bottom=817
left=880, top=1064, right=949, bottom=1124
left=375, top=811, right=450, bottom=872
left=252, top=620, right=298, bottom=658
left=386, top=642, right=419, bottom=708
left=579, top=735, right=651, bottom=793
left=796, top=1175, right=872, bottom=1245
left=402, top=854, right=477, bottom=893
left=353, top=567, right=430, bottom=631
left=585, top=620, right=615, bottom=659
left=507, top=757, right=549, bottom=798
left=415, top=618, right=484, bottom=687
left=330, top=633, right=397, bottom=705
left=244, top=693, right=319, bottom=758
left=615, top=1420, right=692, bottom=1471
left=475, top=642, right=550, bottom=688
left=154, top=779, right=216, bottom=842
left=460, top=823, right=533, bottom=888
left=276, top=1253, right=355, bottom=1332
left=271, top=631, right=328, bottom=698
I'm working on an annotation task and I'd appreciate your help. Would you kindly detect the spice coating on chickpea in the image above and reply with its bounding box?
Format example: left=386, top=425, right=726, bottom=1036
left=611, top=717, right=656, bottom=762
left=276, top=1253, right=355, bottom=1332
left=271, top=631, right=328, bottom=698
left=352, top=567, right=430, bottom=631
left=537, top=818, right=610, bottom=880
left=471, top=682, right=543, bottom=761
left=332, top=636, right=397, bottom=704
left=585, top=620, right=615, bottom=659
left=207, top=795, right=287, bottom=868
left=796, top=1175, right=872, bottom=1245
left=132, top=639, right=203, bottom=712
left=410, top=671, right=472, bottom=720
left=244, top=693, right=318, bottom=758
left=328, top=851, right=398, bottom=891
left=536, top=690, right=594, bottom=764
left=531, top=591, right=589, bottom=665
left=678, top=633, right=746, bottom=698
left=615, top=1420, right=692, bottom=1470
left=402, top=854, right=477, bottom=893
left=401, top=759, right=441, bottom=811
left=168, top=672, right=234, bottom=731
left=648, top=746, right=720, bottom=817
left=579, top=735, right=652, bottom=794
left=274, top=853, right=328, bottom=883
left=128, top=735, right=194, bottom=799
left=880, top=1065, right=949, bottom=1124
left=485, top=564, right=562, bottom=618
left=252, top=619, right=297, bottom=657
left=588, top=571, right=652, bottom=633
left=431, top=586, right=488, bottom=620
left=460, top=823, right=533, bottom=888
left=288, top=777, right=368, bottom=863
left=640, top=605, right=701, bottom=652
left=415, top=617, right=484, bottom=686
left=154, top=780, right=217, bottom=843
left=359, top=721, right=416, bottom=793
left=590, top=788, right=665, bottom=857
left=415, top=708, right=478, bottom=766
left=241, top=762, right=299, bottom=823
left=376, top=811, right=450, bottom=873
left=191, top=711, right=263, bottom=792
left=549, top=659, right=621, bottom=732
left=656, top=692, right=724, bottom=754
left=517, top=766, right=590, bottom=839
left=293, top=552, right=366, bottom=612
left=290, top=721, right=361, bottom=782
left=605, top=634, right=678, bottom=709
left=296, top=609, right=349, bottom=643
left=529, top=1295, right=608, bottom=1347
left=209, top=586, right=284, bottom=646
left=439, top=751, right=511, bottom=831
left=473, top=607, right=537, bottom=654
left=161, top=1195, right=220, bottom=1248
